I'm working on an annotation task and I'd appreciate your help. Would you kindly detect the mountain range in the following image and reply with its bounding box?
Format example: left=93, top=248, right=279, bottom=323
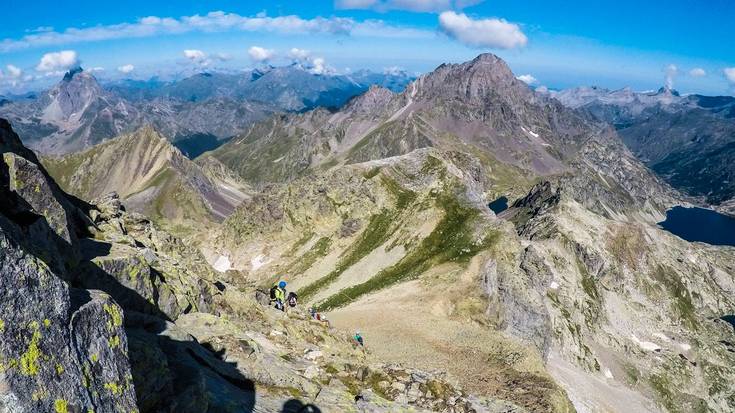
left=0, top=65, right=413, bottom=156
left=2, top=53, right=735, bottom=413
left=551, top=86, right=735, bottom=213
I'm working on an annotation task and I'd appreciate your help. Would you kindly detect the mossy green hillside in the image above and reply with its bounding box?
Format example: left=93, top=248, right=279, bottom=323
left=298, top=176, right=417, bottom=300
left=317, top=194, right=500, bottom=310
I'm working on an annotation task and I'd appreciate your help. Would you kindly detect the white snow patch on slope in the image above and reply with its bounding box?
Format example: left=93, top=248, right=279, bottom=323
left=251, top=254, right=268, bottom=270
left=213, top=255, right=231, bottom=272
left=652, top=333, right=671, bottom=343
left=631, top=334, right=661, bottom=351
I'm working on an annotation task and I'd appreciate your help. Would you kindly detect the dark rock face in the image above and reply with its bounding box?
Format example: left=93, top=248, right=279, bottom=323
left=0, top=118, right=252, bottom=412
left=0, top=120, right=137, bottom=412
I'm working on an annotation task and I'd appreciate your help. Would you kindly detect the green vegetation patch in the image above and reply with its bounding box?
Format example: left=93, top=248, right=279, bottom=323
left=20, top=322, right=43, bottom=376
left=317, top=194, right=499, bottom=310
left=285, top=231, right=315, bottom=256
left=298, top=174, right=418, bottom=300
left=286, top=237, right=332, bottom=277
left=652, top=265, right=697, bottom=329
left=298, top=209, right=398, bottom=300
left=380, top=175, right=416, bottom=209
left=362, top=167, right=381, bottom=180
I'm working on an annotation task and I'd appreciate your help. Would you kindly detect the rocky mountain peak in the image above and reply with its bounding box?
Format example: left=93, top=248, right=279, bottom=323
left=344, top=84, right=395, bottom=113
left=656, top=86, right=681, bottom=96
left=62, top=66, right=85, bottom=82
left=42, top=66, right=104, bottom=123
left=418, top=53, right=532, bottom=104
left=136, top=123, right=166, bottom=141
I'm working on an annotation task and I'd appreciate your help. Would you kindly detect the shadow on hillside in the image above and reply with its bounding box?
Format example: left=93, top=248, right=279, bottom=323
left=0, top=179, right=258, bottom=411
left=281, top=399, right=322, bottom=413
left=70, top=244, right=258, bottom=411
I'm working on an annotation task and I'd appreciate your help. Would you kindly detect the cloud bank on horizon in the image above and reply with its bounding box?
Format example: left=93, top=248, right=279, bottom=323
left=0, top=0, right=732, bottom=95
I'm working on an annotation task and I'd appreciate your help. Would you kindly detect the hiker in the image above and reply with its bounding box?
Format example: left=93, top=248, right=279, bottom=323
left=308, top=307, right=331, bottom=327
left=353, top=331, right=364, bottom=347
left=270, top=281, right=287, bottom=311
left=287, top=291, right=298, bottom=308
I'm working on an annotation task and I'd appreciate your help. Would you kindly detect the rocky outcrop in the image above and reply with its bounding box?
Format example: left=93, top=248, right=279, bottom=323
left=0, top=119, right=138, bottom=412
left=0, top=119, right=244, bottom=412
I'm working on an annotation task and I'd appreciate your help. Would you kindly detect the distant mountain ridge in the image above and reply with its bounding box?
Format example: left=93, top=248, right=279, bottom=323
left=207, top=53, right=670, bottom=213
left=41, top=125, right=250, bottom=227
left=0, top=65, right=414, bottom=155
left=551, top=85, right=735, bottom=210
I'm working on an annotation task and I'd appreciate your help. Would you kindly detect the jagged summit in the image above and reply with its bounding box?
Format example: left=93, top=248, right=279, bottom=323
left=656, top=86, right=681, bottom=96
left=415, top=53, right=533, bottom=106
left=62, top=66, right=85, bottom=81
left=343, top=84, right=395, bottom=113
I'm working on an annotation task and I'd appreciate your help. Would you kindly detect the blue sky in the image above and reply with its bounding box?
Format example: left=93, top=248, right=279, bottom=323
left=1, top=0, right=734, bottom=95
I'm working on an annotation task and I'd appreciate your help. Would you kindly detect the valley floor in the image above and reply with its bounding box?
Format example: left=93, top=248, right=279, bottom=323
left=327, top=261, right=570, bottom=412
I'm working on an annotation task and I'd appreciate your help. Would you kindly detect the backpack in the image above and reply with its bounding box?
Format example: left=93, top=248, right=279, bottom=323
left=287, top=292, right=298, bottom=307
left=269, top=285, right=278, bottom=300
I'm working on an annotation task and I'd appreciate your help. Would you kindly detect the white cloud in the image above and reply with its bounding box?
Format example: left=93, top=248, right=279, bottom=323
left=183, top=49, right=207, bottom=61
left=664, top=64, right=678, bottom=89
left=438, top=11, right=527, bottom=49
left=335, top=0, right=484, bottom=12
left=0, top=11, right=369, bottom=53
left=0, top=11, right=433, bottom=54
left=43, top=71, right=65, bottom=78
left=284, top=48, right=333, bottom=74
left=689, top=68, right=706, bottom=77
left=36, top=50, right=78, bottom=72
left=182, top=49, right=231, bottom=66
left=117, top=64, right=135, bottom=74
left=384, top=66, right=406, bottom=75
left=5, top=64, right=22, bottom=78
left=183, top=49, right=211, bottom=66
left=516, top=74, right=538, bottom=85
left=88, top=66, right=105, bottom=73
left=309, top=57, right=329, bottom=75
left=724, top=67, right=735, bottom=84
left=213, top=52, right=232, bottom=61
left=248, top=46, right=275, bottom=62
left=288, top=48, right=311, bottom=61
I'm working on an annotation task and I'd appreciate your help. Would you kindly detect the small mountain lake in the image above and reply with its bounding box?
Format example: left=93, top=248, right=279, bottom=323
left=721, top=315, right=735, bottom=332
left=488, top=196, right=509, bottom=214
left=658, top=206, right=735, bottom=247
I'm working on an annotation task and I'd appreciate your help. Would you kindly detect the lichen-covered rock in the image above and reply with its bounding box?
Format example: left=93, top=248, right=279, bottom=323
left=0, top=228, right=137, bottom=413
left=69, top=290, right=137, bottom=413
left=0, top=119, right=138, bottom=413
left=4, top=153, right=75, bottom=245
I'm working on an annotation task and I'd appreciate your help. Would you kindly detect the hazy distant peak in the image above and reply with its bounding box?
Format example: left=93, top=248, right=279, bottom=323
left=62, top=66, right=85, bottom=82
